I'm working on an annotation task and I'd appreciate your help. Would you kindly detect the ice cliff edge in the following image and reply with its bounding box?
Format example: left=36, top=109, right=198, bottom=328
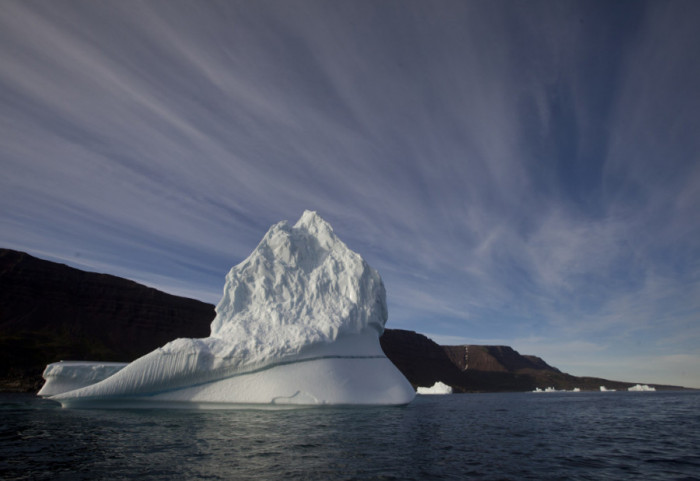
left=40, top=211, right=415, bottom=407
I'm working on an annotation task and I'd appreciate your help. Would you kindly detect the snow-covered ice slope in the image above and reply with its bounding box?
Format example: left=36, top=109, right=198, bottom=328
left=41, top=211, right=415, bottom=407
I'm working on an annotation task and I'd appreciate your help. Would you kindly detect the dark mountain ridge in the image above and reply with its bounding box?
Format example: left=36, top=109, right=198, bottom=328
left=0, top=249, right=213, bottom=391
left=380, top=329, right=675, bottom=392
left=0, top=248, right=686, bottom=393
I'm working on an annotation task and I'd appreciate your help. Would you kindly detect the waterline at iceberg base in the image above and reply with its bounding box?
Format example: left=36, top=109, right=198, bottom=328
left=38, top=211, right=415, bottom=408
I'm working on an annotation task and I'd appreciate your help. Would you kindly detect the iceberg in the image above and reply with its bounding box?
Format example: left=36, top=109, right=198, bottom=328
left=533, top=387, right=580, bottom=393
left=628, top=384, right=656, bottom=392
left=417, top=381, right=453, bottom=395
left=39, top=211, right=415, bottom=408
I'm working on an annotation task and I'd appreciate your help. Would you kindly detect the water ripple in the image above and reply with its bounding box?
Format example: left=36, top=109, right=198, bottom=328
left=1, top=391, right=698, bottom=480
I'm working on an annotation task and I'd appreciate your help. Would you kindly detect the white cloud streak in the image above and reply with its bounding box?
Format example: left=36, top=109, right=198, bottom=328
left=1, top=0, right=699, bottom=386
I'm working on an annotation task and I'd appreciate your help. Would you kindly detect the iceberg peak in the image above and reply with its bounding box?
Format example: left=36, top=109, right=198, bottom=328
left=210, top=210, right=387, bottom=347
left=294, top=209, right=333, bottom=234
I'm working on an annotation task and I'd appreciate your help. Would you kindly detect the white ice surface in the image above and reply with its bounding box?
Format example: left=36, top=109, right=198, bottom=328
left=38, top=361, right=127, bottom=397
left=43, top=211, right=414, bottom=407
left=416, top=381, right=453, bottom=395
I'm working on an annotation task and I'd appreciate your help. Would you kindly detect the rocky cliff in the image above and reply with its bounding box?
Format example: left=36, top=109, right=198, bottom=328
left=385, top=331, right=658, bottom=392
left=0, top=249, right=213, bottom=391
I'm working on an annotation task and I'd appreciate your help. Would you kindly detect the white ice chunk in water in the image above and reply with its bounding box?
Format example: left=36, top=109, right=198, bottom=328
left=417, top=381, right=453, bottom=395
left=40, top=211, right=415, bottom=407
left=628, top=384, right=656, bottom=391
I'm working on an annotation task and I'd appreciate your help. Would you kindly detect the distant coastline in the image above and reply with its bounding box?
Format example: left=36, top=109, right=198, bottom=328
left=1, top=248, right=690, bottom=393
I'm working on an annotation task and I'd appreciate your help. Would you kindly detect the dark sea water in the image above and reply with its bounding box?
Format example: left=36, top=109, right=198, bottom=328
left=1, top=391, right=699, bottom=480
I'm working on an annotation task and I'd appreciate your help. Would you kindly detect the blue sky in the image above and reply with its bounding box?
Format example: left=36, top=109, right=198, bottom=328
left=2, top=0, right=699, bottom=388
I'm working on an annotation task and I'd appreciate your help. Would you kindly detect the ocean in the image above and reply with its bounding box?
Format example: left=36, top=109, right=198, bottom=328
left=1, top=391, right=698, bottom=480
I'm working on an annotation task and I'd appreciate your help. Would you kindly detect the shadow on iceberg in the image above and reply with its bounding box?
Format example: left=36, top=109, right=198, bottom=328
left=39, top=211, right=415, bottom=408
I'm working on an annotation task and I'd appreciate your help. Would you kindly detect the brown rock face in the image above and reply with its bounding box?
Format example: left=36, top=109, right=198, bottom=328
left=378, top=331, right=553, bottom=392
left=379, top=330, right=682, bottom=392
left=443, top=345, right=561, bottom=373
left=379, top=329, right=462, bottom=388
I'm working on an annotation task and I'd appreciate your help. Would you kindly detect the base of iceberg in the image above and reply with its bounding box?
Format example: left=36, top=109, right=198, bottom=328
left=47, top=358, right=412, bottom=409
left=41, top=332, right=415, bottom=408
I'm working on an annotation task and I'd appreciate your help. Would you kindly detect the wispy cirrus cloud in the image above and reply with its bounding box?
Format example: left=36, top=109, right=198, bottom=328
left=1, top=0, right=698, bottom=386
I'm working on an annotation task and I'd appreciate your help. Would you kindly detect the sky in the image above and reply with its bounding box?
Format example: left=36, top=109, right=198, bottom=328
left=2, top=0, right=699, bottom=388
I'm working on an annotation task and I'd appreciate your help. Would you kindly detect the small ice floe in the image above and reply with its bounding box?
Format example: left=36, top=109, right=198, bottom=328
left=599, top=386, right=616, bottom=392
left=572, top=388, right=581, bottom=392
left=417, top=381, right=453, bottom=395
left=628, top=384, right=656, bottom=392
